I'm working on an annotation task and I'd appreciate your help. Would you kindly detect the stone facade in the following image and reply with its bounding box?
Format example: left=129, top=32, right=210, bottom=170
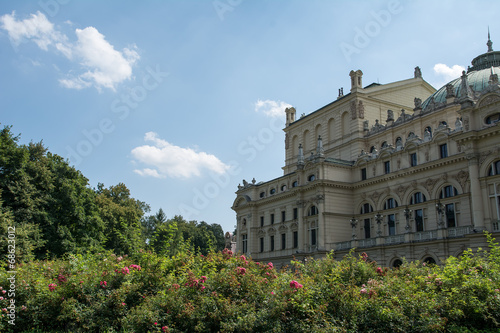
left=232, top=39, right=500, bottom=267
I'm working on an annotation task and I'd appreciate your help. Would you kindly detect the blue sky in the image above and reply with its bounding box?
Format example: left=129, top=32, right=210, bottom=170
left=1, top=0, right=498, bottom=233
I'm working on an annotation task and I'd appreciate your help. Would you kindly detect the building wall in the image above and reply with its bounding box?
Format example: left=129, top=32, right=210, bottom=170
left=233, top=68, right=500, bottom=268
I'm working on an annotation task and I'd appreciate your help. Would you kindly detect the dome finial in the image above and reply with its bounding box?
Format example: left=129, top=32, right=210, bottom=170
left=487, top=26, right=493, bottom=52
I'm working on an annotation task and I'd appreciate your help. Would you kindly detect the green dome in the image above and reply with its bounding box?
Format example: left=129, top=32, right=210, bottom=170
left=421, top=34, right=500, bottom=111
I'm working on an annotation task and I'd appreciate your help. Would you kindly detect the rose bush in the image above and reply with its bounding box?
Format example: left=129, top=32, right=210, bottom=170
left=0, top=234, right=499, bottom=332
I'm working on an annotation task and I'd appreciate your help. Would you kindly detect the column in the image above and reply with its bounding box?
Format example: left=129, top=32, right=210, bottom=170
left=468, top=155, right=485, bottom=229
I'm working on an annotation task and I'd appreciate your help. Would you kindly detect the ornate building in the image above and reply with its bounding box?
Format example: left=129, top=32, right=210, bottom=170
left=232, top=35, right=500, bottom=267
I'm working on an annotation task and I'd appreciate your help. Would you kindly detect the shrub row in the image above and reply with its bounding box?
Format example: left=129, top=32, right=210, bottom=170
left=1, top=234, right=500, bottom=332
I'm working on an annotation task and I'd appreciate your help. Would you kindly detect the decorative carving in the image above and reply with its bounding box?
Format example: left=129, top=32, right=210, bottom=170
left=387, top=109, right=394, bottom=122
left=454, top=170, right=469, bottom=190
left=351, top=101, right=357, bottom=120
left=361, top=192, right=366, bottom=199
left=414, top=97, right=422, bottom=109
left=358, top=101, right=365, bottom=119
left=396, top=185, right=406, bottom=199
left=414, top=66, right=422, bottom=78
left=423, top=178, right=438, bottom=194
left=479, top=94, right=500, bottom=107
left=455, top=117, right=463, bottom=131
left=441, top=173, right=448, bottom=182
left=411, top=180, right=418, bottom=188
left=371, top=191, right=382, bottom=204
left=464, top=117, right=470, bottom=131
left=479, top=150, right=492, bottom=165
left=445, top=83, right=456, bottom=98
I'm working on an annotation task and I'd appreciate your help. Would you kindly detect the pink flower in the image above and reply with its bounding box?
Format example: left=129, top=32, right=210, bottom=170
left=117, top=256, right=123, bottom=262
left=289, top=280, right=303, bottom=289
left=267, top=262, right=274, bottom=269
left=162, top=326, right=168, bottom=332
left=121, top=267, right=130, bottom=275
left=58, top=274, right=67, bottom=283
left=48, top=283, right=57, bottom=292
left=100, top=281, right=107, bottom=288
left=237, top=267, right=247, bottom=275
left=376, top=267, right=383, bottom=275
left=122, top=302, right=126, bottom=306
left=240, top=255, right=247, bottom=261
left=271, top=291, right=275, bottom=295
left=154, top=322, right=158, bottom=325
left=200, top=276, right=207, bottom=283
left=360, top=288, right=367, bottom=294
left=129, top=264, right=142, bottom=271
left=1, top=290, right=5, bottom=294
left=0, top=297, right=3, bottom=300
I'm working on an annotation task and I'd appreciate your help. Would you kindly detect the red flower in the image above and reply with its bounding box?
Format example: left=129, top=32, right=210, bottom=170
left=48, top=283, right=57, bottom=292
left=237, top=267, right=247, bottom=275
left=289, top=280, right=303, bottom=289
left=100, top=281, right=107, bottom=288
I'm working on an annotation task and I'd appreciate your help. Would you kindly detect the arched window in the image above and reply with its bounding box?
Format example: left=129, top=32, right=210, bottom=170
left=439, top=185, right=458, bottom=228
left=410, top=192, right=427, bottom=205
left=360, top=203, right=373, bottom=214
left=259, top=191, right=265, bottom=198
left=488, top=160, right=500, bottom=176
left=381, top=141, right=388, bottom=148
left=292, top=181, right=298, bottom=188
left=485, top=113, right=500, bottom=124
left=270, top=188, right=276, bottom=195
left=280, top=184, right=287, bottom=191
left=384, top=198, right=399, bottom=210
left=423, top=257, right=436, bottom=265
left=308, top=205, right=318, bottom=216
left=439, top=185, right=458, bottom=199
left=384, top=198, right=398, bottom=235
left=370, top=146, right=376, bottom=153
left=393, top=259, right=403, bottom=268
left=308, top=174, right=316, bottom=182
left=360, top=203, right=373, bottom=239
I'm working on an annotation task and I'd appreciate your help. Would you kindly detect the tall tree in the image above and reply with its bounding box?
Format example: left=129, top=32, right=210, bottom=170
left=96, top=182, right=149, bottom=254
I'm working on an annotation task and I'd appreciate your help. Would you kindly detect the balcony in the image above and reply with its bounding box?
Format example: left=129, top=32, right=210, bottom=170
left=331, top=225, right=475, bottom=251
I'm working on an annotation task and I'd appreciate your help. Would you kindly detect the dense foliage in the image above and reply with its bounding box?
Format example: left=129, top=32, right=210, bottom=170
left=0, top=125, right=226, bottom=260
left=0, top=235, right=499, bottom=332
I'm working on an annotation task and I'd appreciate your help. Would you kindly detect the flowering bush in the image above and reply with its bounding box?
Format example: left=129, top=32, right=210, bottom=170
left=0, top=234, right=499, bottom=332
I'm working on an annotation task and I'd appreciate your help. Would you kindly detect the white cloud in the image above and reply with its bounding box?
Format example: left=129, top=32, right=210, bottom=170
left=0, top=11, right=139, bottom=91
left=433, top=63, right=465, bottom=82
left=131, top=132, right=230, bottom=179
left=255, top=99, right=292, bottom=117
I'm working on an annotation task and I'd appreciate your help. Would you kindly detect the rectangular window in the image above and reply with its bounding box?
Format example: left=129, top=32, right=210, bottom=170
left=440, top=144, right=448, bottom=158
left=242, top=234, right=248, bottom=253
left=361, top=168, right=367, bottom=180
left=446, top=203, right=456, bottom=228
left=311, top=229, right=317, bottom=246
left=270, top=235, right=275, bottom=251
left=281, top=233, right=286, bottom=250
left=293, top=208, right=298, bottom=220
left=384, top=161, right=390, bottom=174
left=364, top=218, right=371, bottom=238
left=271, top=214, right=275, bottom=225
left=415, top=209, right=424, bottom=232
left=410, top=153, right=417, bottom=167
left=388, top=214, right=395, bottom=235
left=281, top=211, right=286, bottom=222
left=260, top=237, right=264, bottom=252
left=260, top=216, right=264, bottom=227
left=293, top=231, right=298, bottom=248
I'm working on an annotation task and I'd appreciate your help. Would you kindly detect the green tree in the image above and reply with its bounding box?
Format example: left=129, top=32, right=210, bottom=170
left=96, top=182, right=149, bottom=254
left=0, top=125, right=106, bottom=258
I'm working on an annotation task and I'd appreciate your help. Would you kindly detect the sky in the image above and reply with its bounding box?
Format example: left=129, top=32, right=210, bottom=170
left=0, top=0, right=499, bottom=233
